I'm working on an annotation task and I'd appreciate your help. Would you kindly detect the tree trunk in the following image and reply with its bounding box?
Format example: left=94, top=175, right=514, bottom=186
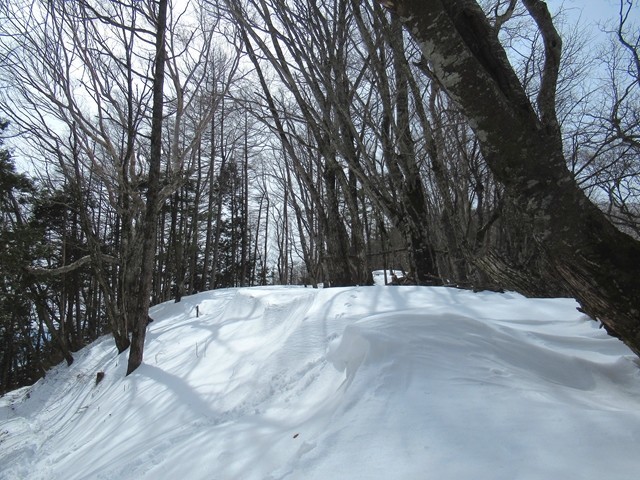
left=382, top=0, right=640, bottom=355
left=322, top=155, right=354, bottom=287
left=126, top=0, right=168, bottom=375
left=210, top=108, right=228, bottom=289
left=240, top=114, right=250, bottom=286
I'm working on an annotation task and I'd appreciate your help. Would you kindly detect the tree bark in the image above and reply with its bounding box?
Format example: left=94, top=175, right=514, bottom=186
left=379, top=0, right=640, bottom=355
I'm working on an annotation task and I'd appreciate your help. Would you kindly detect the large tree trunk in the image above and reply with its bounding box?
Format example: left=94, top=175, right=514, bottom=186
left=381, top=0, right=640, bottom=355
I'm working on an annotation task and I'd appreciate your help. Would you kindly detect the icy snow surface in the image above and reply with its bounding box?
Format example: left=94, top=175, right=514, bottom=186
left=2, top=282, right=640, bottom=479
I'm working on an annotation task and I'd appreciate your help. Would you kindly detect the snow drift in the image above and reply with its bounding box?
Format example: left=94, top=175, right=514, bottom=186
left=2, top=284, right=640, bottom=479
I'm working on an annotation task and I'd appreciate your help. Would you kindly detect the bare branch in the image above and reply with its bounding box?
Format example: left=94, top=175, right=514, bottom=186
left=521, top=0, right=562, bottom=137
left=494, top=0, right=517, bottom=31
left=27, top=254, right=119, bottom=276
left=617, top=0, right=640, bottom=83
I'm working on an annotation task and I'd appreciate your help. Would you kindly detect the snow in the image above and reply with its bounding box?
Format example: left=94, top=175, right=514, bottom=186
left=2, top=282, right=640, bottom=479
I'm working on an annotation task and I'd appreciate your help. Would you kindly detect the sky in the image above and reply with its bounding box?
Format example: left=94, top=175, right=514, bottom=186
left=552, top=0, right=638, bottom=32
left=2, top=277, right=640, bottom=479
left=4, top=0, right=636, bottom=160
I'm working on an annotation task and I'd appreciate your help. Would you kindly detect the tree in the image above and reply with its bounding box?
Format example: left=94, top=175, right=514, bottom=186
left=0, top=122, right=100, bottom=391
left=378, top=0, right=640, bottom=355
left=0, top=121, right=41, bottom=392
left=1, top=0, right=223, bottom=375
left=126, top=0, right=168, bottom=375
left=578, top=0, right=640, bottom=237
left=224, top=0, right=442, bottom=286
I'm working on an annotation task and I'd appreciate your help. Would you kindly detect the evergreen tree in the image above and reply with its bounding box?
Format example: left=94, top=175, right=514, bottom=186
left=0, top=121, right=44, bottom=392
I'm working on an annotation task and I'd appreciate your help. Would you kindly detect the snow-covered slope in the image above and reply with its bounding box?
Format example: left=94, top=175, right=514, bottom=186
left=2, top=285, right=640, bottom=479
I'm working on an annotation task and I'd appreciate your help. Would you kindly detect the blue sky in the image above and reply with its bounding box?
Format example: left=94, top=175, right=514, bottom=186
left=551, top=0, right=638, bottom=30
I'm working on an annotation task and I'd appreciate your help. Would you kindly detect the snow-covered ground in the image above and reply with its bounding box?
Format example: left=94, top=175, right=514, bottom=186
left=2, top=281, right=640, bottom=479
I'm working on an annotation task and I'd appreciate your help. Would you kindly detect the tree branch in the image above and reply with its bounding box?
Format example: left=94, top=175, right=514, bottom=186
left=494, top=0, right=517, bottom=31
left=617, top=0, right=640, bottom=83
left=521, top=0, right=562, bottom=138
left=27, top=254, right=119, bottom=276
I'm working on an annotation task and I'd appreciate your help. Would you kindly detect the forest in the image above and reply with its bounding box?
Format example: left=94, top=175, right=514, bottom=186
left=0, top=0, right=638, bottom=392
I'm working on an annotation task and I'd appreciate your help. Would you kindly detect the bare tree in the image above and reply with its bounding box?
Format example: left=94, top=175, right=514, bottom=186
left=125, top=0, right=168, bottom=375
left=577, top=1, right=640, bottom=236
left=0, top=0, right=226, bottom=373
left=378, top=0, right=640, bottom=355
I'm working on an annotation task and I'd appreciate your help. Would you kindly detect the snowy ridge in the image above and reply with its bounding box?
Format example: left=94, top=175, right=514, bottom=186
left=2, top=286, right=640, bottom=479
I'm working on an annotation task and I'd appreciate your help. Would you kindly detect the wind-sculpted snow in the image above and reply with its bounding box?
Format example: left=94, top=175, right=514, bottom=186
left=2, top=286, right=640, bottom=479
